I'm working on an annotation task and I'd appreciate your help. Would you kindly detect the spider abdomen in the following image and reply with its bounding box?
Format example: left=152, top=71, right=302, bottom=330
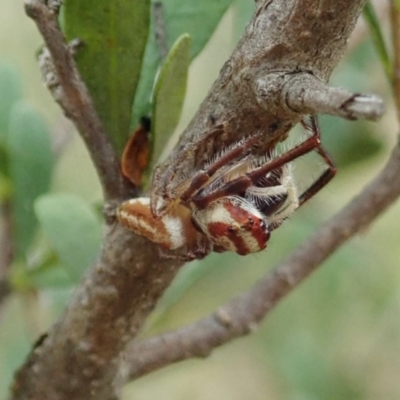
left=192, top=196, right=270, bottom=255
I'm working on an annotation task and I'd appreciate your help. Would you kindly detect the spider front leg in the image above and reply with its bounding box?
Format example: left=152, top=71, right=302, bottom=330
left=298, top=117, right=337, bottom=205
left=192, top=115, right=330, bottom=210
left=150, top=124, right=228, bottom=216
left=179, top=133, right=263, bottom=204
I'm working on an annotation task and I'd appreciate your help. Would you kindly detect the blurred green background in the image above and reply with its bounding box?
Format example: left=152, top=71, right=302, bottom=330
left=1, top=1, right=400, bottom=399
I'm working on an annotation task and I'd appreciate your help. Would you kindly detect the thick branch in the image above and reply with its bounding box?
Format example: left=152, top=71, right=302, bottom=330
left=125, top=140, right=400, bottom=379
left=24, top=0, right=129, bottom=201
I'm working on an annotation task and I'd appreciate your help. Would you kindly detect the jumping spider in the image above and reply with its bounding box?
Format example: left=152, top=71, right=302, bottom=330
left=117, top=116, right=336, bottom=260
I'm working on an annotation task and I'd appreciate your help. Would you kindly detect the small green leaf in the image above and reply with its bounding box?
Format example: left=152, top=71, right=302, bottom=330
left=0, top=63, right=22, bottom=142
left=34, top=194, right=102, bottom=282
left=363, top=1, right=392, bottom=82
left=8, top=102, right=53, bottom=258
left=63, top=0, right=151, bottom=154
left=132, top=0, right=235, bottom=127
left=151, top=34, right=191, bottom=164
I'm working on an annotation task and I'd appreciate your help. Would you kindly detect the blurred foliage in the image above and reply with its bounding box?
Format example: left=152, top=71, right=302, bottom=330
left=1, top=1, right=399, bottom=400
left=34, top=194, right=102, bottom=282
left=363, top=1, right=392, bottom=82
left=8, top=102, right=54, bottom=259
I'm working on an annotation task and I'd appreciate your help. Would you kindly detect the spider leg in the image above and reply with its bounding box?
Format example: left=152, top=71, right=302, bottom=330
left=151, top=124, right=227, bottom=215
left=298, top=147, right=337, bottom=205
left=246, top=164, right=300, bottom=230
left=246, top=184, right=288, bottom=198
left=266, top=144, right=336, bottom=232
left=270, top=118, right=336, bottom=228
left=267, top=168, right=300, bottom=229
left=158, top=242, right=211, bottom=262
left=296, top=116, right=337, bottom=205
left=180, top=133, right=262, bottom=203
left=268, top=118, right=336, bottom=227
left=245, top=165, right=292, bottom=209
left=192, top=116, right=323, bottom=209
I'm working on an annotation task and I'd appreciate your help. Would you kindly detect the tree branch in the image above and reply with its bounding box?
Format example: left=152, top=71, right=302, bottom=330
left=124, top=139, right=400, bottom=380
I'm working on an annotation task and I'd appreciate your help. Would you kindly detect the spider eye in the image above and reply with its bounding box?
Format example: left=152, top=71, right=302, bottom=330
left=260, top=220, right=266, bottom=230
left=227, top=226, right=235, bottom=233
left=248, top=218, right=254, bottom=225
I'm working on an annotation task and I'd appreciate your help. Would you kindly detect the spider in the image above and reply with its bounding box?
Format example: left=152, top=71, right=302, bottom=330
left=117, top=116, right=336, bottom=260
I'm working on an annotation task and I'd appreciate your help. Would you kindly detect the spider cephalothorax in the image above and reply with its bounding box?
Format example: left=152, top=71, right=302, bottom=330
left=117, top=116, right=336, bottom=260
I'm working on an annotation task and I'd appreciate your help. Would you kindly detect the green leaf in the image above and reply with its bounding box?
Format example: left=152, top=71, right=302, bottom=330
left=151, top=34, right=191, bottom=164
left=63, top=0, right=151, bottom=154
left=363, top=1, right=392, bottom=82
left=34, top=194, right=102, bottom=282
left=0, top=63, right=22, bottom=142
left=8, top=102, right=53, bottom=258
left=131, top=0, right=235, bottom=127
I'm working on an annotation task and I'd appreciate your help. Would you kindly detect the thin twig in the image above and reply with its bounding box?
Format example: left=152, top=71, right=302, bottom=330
left=24, top=0, right=130, bottom=201
left=283, top=73, right=384, bottom=120
left=124, top=140, right=400, bottom=380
